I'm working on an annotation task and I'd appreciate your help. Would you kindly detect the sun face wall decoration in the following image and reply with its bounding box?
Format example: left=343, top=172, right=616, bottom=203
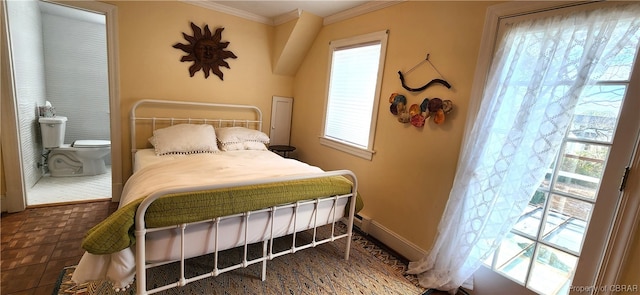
left=173, top=22, right=237, bottom=80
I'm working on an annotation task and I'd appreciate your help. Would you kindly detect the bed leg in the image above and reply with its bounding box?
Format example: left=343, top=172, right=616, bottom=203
left=261, top=240, right=268, bottom=281
left=345, top=194, right=356, bottom=261
left=345, top=233, right=352, bottom=261
left=135, top=228, right=147, bottom=295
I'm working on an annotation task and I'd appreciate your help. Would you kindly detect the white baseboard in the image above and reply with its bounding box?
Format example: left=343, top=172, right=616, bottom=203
left=354, top=213, right=427, bottom=262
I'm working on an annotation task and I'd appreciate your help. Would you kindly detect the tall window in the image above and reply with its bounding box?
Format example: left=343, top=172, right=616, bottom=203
left=481, top=5, right=640, bottom=294
left=321, top=30, right=388, bottom=160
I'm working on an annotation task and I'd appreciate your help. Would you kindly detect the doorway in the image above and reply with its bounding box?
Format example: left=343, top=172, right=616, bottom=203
left=1, top=0, right=121, bottom=211
left=270, top=96, right=293, bottom=146
left=471, top=2, right=640, bottom=294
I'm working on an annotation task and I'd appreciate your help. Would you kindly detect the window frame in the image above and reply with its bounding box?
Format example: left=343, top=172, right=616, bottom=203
left=320, top=30, right=388, bottom=160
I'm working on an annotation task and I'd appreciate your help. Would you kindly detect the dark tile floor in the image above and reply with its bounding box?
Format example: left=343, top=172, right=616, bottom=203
left=1, top=201, right=117, bottom=295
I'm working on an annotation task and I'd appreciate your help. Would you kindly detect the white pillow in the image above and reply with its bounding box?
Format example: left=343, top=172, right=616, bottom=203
left=243, top=141, right=268, bottom=151
left=149, top=124, right=219, bottom=155
left=216, top=127, right=270, bottom=147
left=220, top=141, right=269, bottom=152
left=219, top=142, right=244, bottom=151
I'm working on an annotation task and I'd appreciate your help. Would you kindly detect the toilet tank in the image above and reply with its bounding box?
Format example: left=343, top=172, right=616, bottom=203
left=39, top=116, right=67, bottom=148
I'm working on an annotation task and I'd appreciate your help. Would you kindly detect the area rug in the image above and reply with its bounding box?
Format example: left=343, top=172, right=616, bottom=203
left=54, top=226, right=425, bottom=294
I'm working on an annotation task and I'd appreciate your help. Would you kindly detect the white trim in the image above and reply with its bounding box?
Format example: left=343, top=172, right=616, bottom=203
left=103, top=2, right=123, bottom=201
left=329, top=29, right=388, bottom=48
left=273, top=9, right=301, bottom=26
left=181, top=0, right=273, bottom=25
left=323, top=0, right=405, bottom=26
left=1, top=0, right=26, bottom=212
left=355, top=213, right=427, bottom=262
left=593, top=31, right=640, bottom=292
left=181, top=0, right=403, bottom=27
left=319, top=137, right=375, bottom=161
left=597, top=159, right=640, bottom=292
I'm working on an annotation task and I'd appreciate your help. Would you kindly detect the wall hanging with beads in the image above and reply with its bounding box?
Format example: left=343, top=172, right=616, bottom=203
left=390, top=53, right=454, bottom=127
left=389, top=94, right=453, bottom=127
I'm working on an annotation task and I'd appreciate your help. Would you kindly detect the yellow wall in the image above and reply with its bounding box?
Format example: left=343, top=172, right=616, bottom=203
left=292, top=0, right=640, bottom=287
left=106, top=0, right=293, bottom=178
left=293, top=1, right=495, bottom=250
left=618, top=170, right=640, bottom=289
left=1, top=0, right=6, bottom=203
left=620, top=223, right=640, bottom=288
left=1, top=0, right=638, bottom=288
left=0, top=144, right=4, bottom=197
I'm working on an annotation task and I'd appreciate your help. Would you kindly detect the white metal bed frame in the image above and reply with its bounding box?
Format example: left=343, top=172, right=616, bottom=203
left=130, top=99, right=264, bottom=166
left=129, top=99, right=358, bottom=295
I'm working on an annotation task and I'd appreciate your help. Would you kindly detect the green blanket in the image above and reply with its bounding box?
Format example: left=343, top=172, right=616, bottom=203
left=82, top=176, right=363, bottom=254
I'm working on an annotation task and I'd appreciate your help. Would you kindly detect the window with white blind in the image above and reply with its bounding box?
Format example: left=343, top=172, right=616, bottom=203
left=320, top=30, right=388, bottom=160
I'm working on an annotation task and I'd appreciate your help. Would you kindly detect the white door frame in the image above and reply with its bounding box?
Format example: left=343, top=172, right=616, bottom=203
left=1, top=0, right=25, bottom=213
left=469, top=1, right=640, bottom=293
left=1, top=0, right=122, bottom=212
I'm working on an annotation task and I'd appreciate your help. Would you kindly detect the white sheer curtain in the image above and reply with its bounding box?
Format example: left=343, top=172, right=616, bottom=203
left=407, top=3, right=640, bottom=293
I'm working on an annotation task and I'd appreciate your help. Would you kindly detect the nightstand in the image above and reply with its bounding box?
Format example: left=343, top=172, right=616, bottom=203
left=269, top=145, right=296, bottom=158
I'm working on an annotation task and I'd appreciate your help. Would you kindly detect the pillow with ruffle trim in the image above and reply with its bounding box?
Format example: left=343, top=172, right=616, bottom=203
left=216, top=127, right=270, bottom=150
left=148, top=124, right=219, bottom=156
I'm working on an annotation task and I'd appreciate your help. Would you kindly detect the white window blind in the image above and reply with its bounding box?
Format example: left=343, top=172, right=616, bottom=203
left=321, top=31, right=388, bottom=160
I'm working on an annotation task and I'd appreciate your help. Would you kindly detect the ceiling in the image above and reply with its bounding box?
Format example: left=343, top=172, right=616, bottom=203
left=209, top=0, right=369, bottom=19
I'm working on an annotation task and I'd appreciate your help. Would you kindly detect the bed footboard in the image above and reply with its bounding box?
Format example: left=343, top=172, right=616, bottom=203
left=134, top=170, right=358, bottom=295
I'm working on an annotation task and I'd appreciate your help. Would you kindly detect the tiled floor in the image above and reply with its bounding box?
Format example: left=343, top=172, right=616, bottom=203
left=27, top=168, right=112, bottom=206
left=0, top=201, right=117, bottom=295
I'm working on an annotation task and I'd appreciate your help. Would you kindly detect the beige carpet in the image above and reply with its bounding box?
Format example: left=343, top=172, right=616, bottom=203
left=55, top=226, right=425, bottom=294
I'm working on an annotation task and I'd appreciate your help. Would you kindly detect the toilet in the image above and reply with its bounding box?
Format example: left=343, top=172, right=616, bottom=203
left=39, top=116, right=111, bottom=177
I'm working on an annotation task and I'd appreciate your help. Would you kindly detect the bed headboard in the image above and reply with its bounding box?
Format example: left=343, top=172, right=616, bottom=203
left=130, top=99, right=263, bottom=161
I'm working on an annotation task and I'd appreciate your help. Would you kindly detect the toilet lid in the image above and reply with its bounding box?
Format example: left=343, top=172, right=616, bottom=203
left=73, top=140, right=111, bottom=148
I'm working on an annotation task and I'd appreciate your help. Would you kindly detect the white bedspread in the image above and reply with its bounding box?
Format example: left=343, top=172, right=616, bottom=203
left=72, top=150, right=325, bottom=289
left=123, top=150, right=323, bottom=207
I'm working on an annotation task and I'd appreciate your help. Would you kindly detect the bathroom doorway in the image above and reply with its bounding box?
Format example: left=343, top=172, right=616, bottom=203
left=2, top=0, right=122, bottom=209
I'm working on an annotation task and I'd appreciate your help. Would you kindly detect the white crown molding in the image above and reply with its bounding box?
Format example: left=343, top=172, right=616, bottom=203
left=323, top=0, right=406, bottom=26
left=181, top=0, right=273, bottom=25
left=273, top=8, right=301, bottom=26
left=182, top=0, right=404, bottom=27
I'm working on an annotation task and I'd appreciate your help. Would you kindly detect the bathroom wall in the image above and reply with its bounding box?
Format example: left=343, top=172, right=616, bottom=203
left=6, top=0, right=46, bottom=189
left=41, top=4, right=110, bottom=145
